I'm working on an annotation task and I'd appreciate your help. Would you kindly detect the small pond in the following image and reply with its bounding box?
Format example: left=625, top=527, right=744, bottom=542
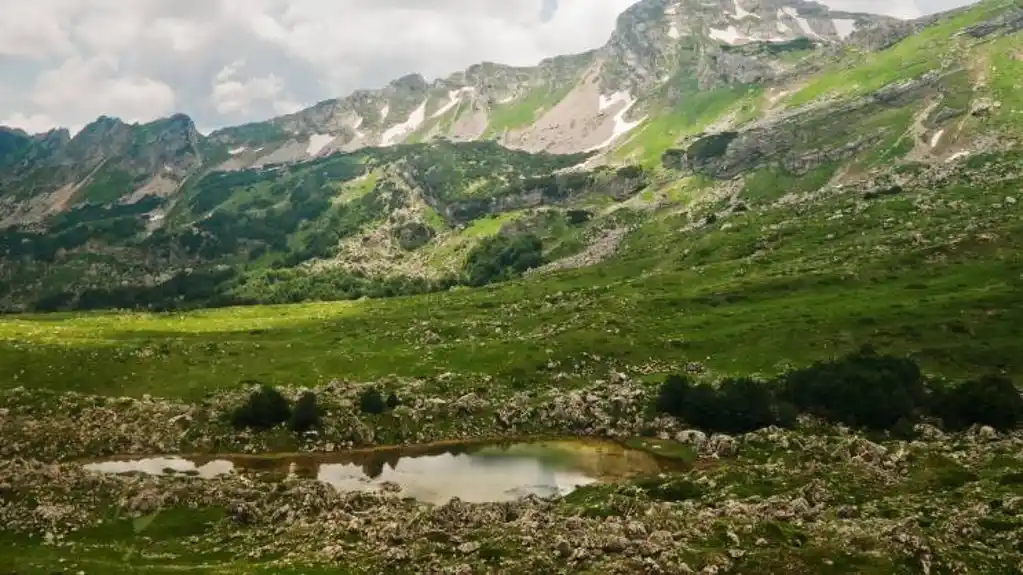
left=84, top=439, right=682, bottom=504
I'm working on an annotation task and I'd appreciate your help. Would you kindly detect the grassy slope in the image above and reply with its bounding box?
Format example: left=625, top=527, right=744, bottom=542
left=785, top=1, right=1012, bottom=107
left=1, top=167, right=1019, bottom=400
left=482, top=84, right=576, bottom=138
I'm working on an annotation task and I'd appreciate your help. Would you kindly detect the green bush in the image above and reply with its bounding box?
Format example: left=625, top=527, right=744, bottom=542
left=655, top=374, right=791, bottom=433
left=287, top=391, right=321, bottom=432
left=359, top=388, right=387, bottom=415
left=385, top=393, right=401, bottom=409
left=231, top=385, right=292, bottom=430
left=931, top=375, right=1022, bottom=430
left=779, top=347, right=926, bottom=430
left=463, top=233, right=544, bottom=287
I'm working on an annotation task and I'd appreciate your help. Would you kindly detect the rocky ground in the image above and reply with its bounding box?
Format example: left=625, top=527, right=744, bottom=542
left=1, top=376, right=1022, bottom=573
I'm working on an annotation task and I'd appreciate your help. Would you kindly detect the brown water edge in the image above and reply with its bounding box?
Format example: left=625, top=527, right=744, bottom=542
left=82, top=437, right=691, bottom=504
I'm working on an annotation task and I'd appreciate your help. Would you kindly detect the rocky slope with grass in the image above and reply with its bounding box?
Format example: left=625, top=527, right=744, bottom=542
left=2, top=351, right=1021, bottom=573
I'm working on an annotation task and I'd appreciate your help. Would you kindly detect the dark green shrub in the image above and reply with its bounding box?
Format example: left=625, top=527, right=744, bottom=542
left=778, top=348, right=926, bottom=430
left=713, top=377, right=780, bottom=433
left=565, top=209, right=592, bottom=225
left=359, top=388, right=386, bottom=415
left=231, top=385, right=292, bottom=430
left=463, top=233, right=544, bottom=287
left=931, top=375, right=1022, bottom=431
left=655, top=374, right=790, bottom=433
left=385, top=393, right=401, bottom=409
left=287, top=391, right=321, bottom=432
left=655, top=374, right=694, bottom=417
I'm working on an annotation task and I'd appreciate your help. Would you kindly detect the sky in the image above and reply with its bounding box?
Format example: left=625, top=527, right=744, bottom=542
left=0, top=0, right=977, bottom=136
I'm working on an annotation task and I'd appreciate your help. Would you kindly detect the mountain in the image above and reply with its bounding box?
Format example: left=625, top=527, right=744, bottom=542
left=0, top=0, right=1020, bottom=312
left=207, top=0, right=899, bottom=165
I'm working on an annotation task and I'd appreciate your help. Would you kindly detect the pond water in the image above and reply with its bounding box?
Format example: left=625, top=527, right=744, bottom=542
left=84, top=439, right=679, bottom=504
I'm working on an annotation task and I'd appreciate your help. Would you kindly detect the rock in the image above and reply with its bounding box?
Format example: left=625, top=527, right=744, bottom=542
left=625, top=520, right=647, bottom=539
left=977, top=426, right=998, bottom=441
left=457, top=541, right=480, bottom=554
left=556, top=539, right=573, bottom=558
left=675, top=429, right=708, bottom=446
left=602, top=535, right=631, bottom=553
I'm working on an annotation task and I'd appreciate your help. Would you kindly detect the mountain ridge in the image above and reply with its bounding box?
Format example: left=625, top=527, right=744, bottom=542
left=0, top=0, right=1019, bottom=313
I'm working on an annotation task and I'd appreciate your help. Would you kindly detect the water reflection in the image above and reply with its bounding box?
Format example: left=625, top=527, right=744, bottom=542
left=84, top=439, right=678, bottom=504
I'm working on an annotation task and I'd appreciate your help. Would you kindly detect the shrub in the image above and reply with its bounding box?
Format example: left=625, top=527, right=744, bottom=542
left=655, top=374, right=790, bottom=433
left=385, top=393, right=401, bottom=409
left=778, top=348, right=926, bottom=430
left=359, top=388, right=387, bottom=415
left=655, top=374, right=694, bottom=417
left=463, top=233, right=544, bottom=287
left=287, top=391, right=321, bottom=432
left=931, top=375, right=1022, bottom=430
left=714, top=377, right=783, bottom=433
left=231, top=385, right=292, bottom=430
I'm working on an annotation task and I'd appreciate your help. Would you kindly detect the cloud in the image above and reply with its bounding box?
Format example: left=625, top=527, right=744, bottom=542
left=0, top=0, right=982, bottom=135
left=210, top=59, right=296, bottom=116
left=30, top=56, right=177, bottom=135
left=1, top=112, right=60, bottom=135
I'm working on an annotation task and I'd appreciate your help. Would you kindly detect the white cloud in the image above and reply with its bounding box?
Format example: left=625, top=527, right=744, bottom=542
left=210, top=59, right=299, bottom=116
left=1, top=112, right=60, bottom=135
left=0, top=0, right=982, bottom=135
left=0, top=2, right=76, bottom=58
left=31, top=56, right=176, bottom=132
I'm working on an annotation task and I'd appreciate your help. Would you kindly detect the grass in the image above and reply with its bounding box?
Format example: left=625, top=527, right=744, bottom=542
left=986, top=35, right=1023, bottom=128
left=1, top=168, right=1020, bottom=401
left=482, top=84, right=575, bottom=138
left=334, top=170, right=378, bottom=203
left=623, top=438, right=697, bottom=462
left=741, top=163, right=837, bottom=205
left=785, top=0, right=1012, bottom=108
left=612, top=83, right=757, bottom=168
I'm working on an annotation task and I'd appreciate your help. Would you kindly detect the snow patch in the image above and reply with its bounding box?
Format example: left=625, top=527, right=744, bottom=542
left=663, top=2, right=679, bottom=16
left=833, top=18, right=857, bottom=39
left=709, top=26, right=746, bottom=44
left=946, top=151, right=971, bottom=163
left=781, top=7, right=819, bottom=38
left=380, top=104, right=390, bottom=122
left=431, top=87, right=475, bottom=119
left=930, top=129, right=945, bottom=148
left=228, top=146, right=247, bottom=155
left=306, top=134, right=335, bottom=157
left=381, top=100, right=428, bottom=146
left=733, top=0, right=760, bottom=20
left=589, top=94, right=645, bottom=151
left=668, top=23, right=680, bottom=39
left=497, top=94, right=516, bottom=104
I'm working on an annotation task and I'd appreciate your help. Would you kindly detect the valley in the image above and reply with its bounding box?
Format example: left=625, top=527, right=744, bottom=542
left=0, top=0, right=1021, bottom=573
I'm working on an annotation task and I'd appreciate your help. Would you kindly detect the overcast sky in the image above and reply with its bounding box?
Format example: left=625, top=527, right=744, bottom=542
left=0, top=0, right=976, bottom=136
